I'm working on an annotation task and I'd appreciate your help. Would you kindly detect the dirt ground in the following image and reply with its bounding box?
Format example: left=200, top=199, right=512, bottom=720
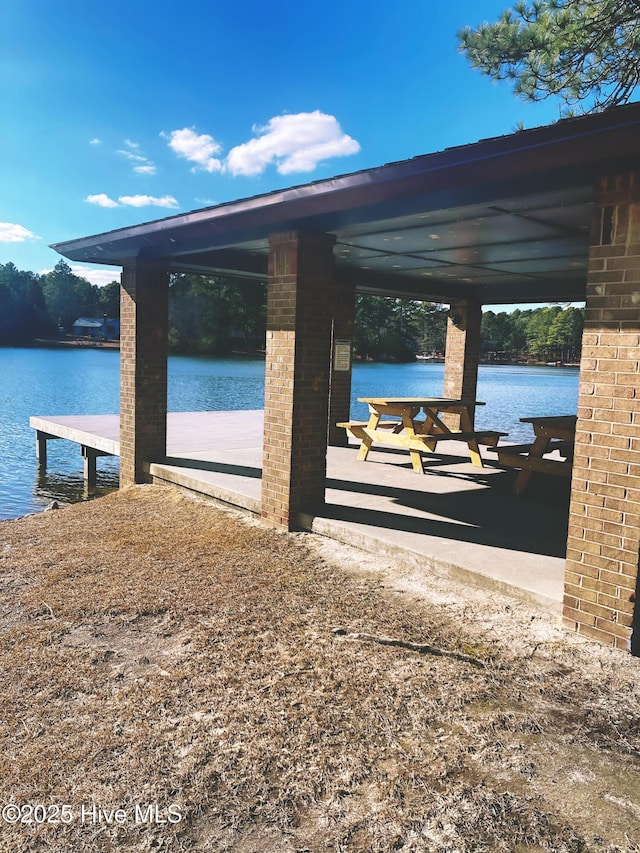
left=0, top=484, right=639, bottom=852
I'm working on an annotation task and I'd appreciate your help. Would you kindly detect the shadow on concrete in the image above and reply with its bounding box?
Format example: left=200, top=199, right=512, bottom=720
left=362, top=445, right=489, bottom=474
left=320, top=502, right=567, bottom=559
left=161, top=456, right=263, bottom=479
left=323, top=472, right=570, bottom=559
left=158, top=449, right=570, bottom=560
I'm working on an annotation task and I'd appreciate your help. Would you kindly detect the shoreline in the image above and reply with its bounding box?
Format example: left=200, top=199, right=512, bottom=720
left=10, top=341, right=581, bottom=366
left=32, top=337, right=120, bottom=350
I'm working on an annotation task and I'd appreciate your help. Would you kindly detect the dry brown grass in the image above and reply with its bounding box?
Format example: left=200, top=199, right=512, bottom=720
left=0, top=484, right=639, bottom=852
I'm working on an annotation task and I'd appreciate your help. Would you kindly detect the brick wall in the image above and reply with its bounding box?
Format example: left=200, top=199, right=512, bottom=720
left=261, top=231, right=335, bottom=529
left=564, top=173, right=640, bottom=649
left=120, top=260, right=169, bottom=486
left=443, top=299, right=482, bottom=428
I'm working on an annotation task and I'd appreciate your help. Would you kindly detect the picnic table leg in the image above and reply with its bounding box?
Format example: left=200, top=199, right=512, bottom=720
left=418, top=408, right=446, bottom=437
left=356, top=412, right=380, bottom=461
left=466, top=438, right=483, bottom=468
left=401, top=408, right=425, bottom=473
left=459, top=407, right=484, bottom=468
left=513, top=434, right=549, bottom=494
left=408, top=448, right=425, bottom=473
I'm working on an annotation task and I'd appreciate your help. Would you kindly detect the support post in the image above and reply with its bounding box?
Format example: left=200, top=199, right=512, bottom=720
left=36, top=431, right=49, bottom=469
left=442, top=299, right=482, bottom=429
left=82, top=446, right=97, bottom=487
left=565, top=172, right=640, bottom=651
left=119, top=259, right=169, bottom=486
left=261, top=231, right=335, bottom=529
left=328, top=279, right=356, bottom=447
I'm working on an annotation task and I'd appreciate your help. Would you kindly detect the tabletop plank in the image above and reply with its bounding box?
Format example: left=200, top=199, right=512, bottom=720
left=359, top=397, right=485, bottom=407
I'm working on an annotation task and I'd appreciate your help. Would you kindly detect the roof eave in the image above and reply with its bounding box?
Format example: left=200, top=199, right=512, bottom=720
left=51, top=103, right=640, bottom=267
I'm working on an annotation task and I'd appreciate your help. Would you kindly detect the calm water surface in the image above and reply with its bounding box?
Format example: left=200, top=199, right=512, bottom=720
left=0, top=348, right=579, bottom=519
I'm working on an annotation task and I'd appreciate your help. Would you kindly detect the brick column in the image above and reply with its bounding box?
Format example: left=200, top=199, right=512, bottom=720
left=442, top=299, right=482, bottom=428
left=564, top=173, right=640, bottom=650
left=120, top=259, right=169, bottom=486
left=328, top=279, right=356, bottom=447
left=261, top=231, right=335, bottom=529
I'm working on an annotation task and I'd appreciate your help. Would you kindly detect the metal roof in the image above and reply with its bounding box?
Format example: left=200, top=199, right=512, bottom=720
left=52, top=103, right=640, bottom=305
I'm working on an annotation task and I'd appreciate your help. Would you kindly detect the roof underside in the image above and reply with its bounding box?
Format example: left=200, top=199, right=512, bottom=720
left=53, top=104, right=640, bottom=305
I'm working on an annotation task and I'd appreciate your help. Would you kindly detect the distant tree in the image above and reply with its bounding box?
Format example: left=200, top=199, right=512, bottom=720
left=354, top=296, right=420, bottom=362
left=481, top=310, right=515, bottom=355
left=524, top=305, right=563, bottom=359
left=169, top=274, right=265, bottom=354
left=546, top=304, right=584, bottom=360
left=97, top=280, right=121, bottom=318
left=41, top=260, right=99, bottom=330
left=478, top=305, right=584, bottom=361
left=0, top=262, right=50, bottom=344
left=482, top=309, right=534, bottom=356
left=414, top=302, right=448, bottom=353
left=505, top=308, right=531, bottom=353
left=458, top=1, right=640, bottom=114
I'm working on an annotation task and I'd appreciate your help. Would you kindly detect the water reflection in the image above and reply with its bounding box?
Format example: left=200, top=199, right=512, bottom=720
left=33, top=464, right=120, bottom=512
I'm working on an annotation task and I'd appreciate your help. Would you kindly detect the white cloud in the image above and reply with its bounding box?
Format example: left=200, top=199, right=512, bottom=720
left=0, top=222, right=40, bottom=243
left=89, top=138, right=101, bottom=145
left=118, top=194, right=179, bottom=208
left=72, top=265, right=120, bottom=286
left=39, top=265, right=120, bottom=287
left=118, top=149, right=147, bottom=163
left=86, top=193, right=119, bottom=208
left=86, top=193, right=178, bottom=209
left=225, top=111, right=361, bottom=176
left=163, top=128, right=223, bottom=173
left=118, top=141, right=156, bottom=175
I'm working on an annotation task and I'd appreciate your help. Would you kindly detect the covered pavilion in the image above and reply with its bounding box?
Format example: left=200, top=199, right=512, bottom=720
left=53, top=103, right=640, bottom=650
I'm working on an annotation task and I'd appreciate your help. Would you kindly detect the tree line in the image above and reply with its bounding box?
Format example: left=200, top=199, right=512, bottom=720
left=0, top=260, right=120, bottom=344
left=1, top=261, right=583, bottom=362
left=355, top=296, right=584, bottom=363
left=0, top=261, right=266, bottom=353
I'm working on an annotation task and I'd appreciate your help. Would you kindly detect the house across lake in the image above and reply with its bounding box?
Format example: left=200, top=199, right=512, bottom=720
left=71, top=317, right=120, bottom=342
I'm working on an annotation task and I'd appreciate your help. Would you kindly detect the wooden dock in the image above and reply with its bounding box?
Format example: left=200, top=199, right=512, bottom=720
left=31, top=414, right=119, bottom=486
left=29, top=411, right=264, bottom=487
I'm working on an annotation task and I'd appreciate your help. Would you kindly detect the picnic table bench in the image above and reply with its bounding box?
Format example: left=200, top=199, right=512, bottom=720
left=488, top=415, right=576, bottom=494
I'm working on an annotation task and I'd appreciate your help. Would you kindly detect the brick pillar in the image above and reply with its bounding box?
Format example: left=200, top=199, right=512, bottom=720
left=328, top=279, right=356, bottom=447
left=442, top=299, right=482, bottom=428
left=564, top=173, right=640, bottom=650
left=261, top=231, right=335, bottom=529
left=120, top=259, right=169, bottom=486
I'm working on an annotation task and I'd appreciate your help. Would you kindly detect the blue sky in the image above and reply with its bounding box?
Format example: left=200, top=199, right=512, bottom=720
left=1, top=0, right=564, bottom=289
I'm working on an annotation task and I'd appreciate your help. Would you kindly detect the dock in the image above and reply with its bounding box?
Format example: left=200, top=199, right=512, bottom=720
left=31, top=414, right=120, bottom=486
left=30, top=410, right=568, bottom=614
left=30, top=411, right=261, bottom=487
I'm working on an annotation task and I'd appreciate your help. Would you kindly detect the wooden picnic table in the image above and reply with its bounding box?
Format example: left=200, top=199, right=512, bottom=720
left=337, top=397, right=507, bottom=473
left=493, top=414, right=577, bottom=494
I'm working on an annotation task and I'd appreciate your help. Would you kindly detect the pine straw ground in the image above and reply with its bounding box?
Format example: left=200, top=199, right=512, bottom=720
left=1, top=486, right=640, bottom=853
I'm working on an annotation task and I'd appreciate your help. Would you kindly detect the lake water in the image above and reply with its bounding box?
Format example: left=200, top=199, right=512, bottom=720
left=0, top=348, right=579, bottom=520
